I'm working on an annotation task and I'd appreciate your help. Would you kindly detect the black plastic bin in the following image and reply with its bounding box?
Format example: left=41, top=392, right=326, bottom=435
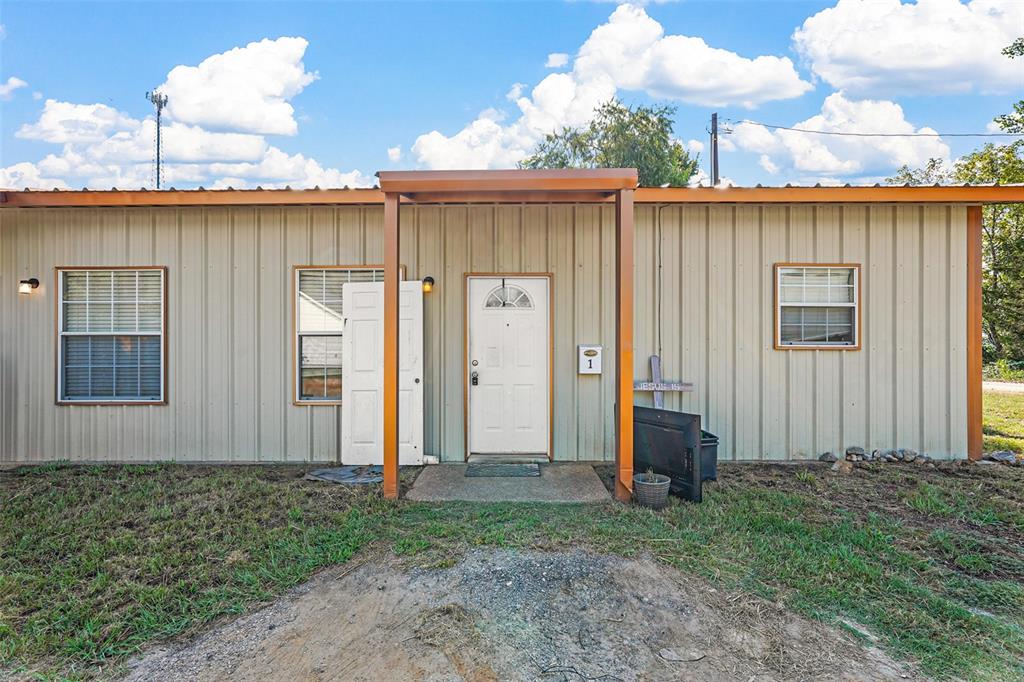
left=700, top=430, right=719, bottom=481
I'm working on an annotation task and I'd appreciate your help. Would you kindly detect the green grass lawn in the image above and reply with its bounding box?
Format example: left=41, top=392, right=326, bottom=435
left=3, top=460, right=1024, bottom=681
left=984, top=389, right=1024, bottom=454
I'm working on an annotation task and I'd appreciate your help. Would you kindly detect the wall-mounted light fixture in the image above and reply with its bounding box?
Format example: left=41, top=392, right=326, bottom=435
left=18, top=278, right=39, bottom=295
left=422, top=276, right=435, bottom=294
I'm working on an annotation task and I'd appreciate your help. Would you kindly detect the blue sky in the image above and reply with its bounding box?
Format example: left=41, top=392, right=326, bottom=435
left=1, top=0, right=1021, bottom=189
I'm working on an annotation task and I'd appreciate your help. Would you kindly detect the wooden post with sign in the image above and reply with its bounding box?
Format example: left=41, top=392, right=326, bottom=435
left=634, top=355, right=693, bottom=408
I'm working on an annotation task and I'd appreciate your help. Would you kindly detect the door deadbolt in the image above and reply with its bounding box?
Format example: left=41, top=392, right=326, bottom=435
left=470, top=371, right=479, bottom=386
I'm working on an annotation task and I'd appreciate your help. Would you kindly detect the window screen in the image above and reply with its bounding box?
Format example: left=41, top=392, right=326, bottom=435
left=58, top=269, right=165, bottom=402
left=776, top=265, right=859, bottom=348
left=295, top=268, right=384, bottom=402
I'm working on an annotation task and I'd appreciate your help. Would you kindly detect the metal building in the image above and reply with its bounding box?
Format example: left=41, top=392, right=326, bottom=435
left=2, top=170, right=1016, bottom=499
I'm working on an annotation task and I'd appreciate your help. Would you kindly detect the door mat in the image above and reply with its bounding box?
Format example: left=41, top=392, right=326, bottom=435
left=465, top=463, right=541, bottom=478
left=305, top=465, right=383, bottom=484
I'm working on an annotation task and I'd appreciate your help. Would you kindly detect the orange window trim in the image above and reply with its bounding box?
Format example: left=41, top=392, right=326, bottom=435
left=773, top=263, right=862, bottom=351
left=54, top=266, right=169, bottom=406
left=292, top=264, right=406, bottom=406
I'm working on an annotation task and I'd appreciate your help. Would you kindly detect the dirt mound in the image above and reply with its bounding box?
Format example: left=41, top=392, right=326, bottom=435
left=123, top=549, right=916, bottom=681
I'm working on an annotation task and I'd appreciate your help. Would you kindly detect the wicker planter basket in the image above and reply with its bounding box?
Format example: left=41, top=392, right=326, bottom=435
left=632, top=473, right=671, bottom=509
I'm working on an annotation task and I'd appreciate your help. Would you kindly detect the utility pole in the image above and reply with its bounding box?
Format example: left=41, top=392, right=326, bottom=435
left=146, top=90, right=169, bottom=189
left=710, top=112, right=720, bottom=187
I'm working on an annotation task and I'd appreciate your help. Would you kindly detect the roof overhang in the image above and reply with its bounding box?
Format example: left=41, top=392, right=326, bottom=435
left=3, top=182, right=1024, bottom=209
left=376, top=168, right=634, bottom=197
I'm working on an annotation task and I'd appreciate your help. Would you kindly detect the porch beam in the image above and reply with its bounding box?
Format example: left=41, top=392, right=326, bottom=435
left=615, top=189, right=635, bottom=503
left=383, top=192, right=400, bottom=498
left=378, top=168, right=637, bottom=194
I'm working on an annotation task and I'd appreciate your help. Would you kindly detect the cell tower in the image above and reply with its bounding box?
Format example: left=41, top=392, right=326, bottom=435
left=145, top=90, right=169, bottom=189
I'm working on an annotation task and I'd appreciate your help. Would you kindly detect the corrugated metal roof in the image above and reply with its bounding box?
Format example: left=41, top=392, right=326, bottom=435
left=2, top=183, right=1023, bottom=207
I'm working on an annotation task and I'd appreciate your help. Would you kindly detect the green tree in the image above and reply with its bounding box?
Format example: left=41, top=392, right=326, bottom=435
left=887, top=38, right=1024, bottom=360
left=519, top=100, right=699, bottom=187
left=995, top=38, right=1024, bottom=133
left=886, top=157, right=951, bottom=185
left=958, top=142, right=1024, bottom=361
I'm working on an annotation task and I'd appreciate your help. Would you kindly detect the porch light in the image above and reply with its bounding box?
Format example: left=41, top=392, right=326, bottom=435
left=422, top=276, right=435, bottom=294
left=18, top=278, right=39, bottom=295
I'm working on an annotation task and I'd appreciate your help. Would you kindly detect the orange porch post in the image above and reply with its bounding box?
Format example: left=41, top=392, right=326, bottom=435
left=614, top=188, right=635, bottom=502
left=383, top=192, right=400, bottom=498
left=966, top=205, right=983, bottom=462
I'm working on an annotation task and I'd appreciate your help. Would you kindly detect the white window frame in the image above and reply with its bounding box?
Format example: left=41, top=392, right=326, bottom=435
left=774, top=263, right=861, bottom=350
left=292, top=265, right=401, bottom=405
left=56, top=267, right=167, bottom=405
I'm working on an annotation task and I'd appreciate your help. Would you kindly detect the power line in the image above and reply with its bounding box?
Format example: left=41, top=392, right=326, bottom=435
left=723, top=118, right=1023, bottom=138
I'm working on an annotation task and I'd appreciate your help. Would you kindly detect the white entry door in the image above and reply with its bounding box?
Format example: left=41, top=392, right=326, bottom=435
left=341, top=281, right=424, bottom=465
left=467, top=276, right=550, bottom=456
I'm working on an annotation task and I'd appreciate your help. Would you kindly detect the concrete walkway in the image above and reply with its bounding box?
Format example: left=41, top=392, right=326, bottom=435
left=984, top=381, right=1024, bottom=393
left=406, top=463, right=610, bottom=503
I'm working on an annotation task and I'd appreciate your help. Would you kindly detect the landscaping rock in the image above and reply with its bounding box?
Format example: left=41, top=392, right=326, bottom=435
left=846, top=446, right=866, bottom=457
left=903, top=449, right=918, bottom=463
left=818, top=451, right=838, bottom=463
left=987, top=451, right=1018, bottom=465
left=884, top=450, right=899, bottom=462
left=831, top=460, right=854, bottom=474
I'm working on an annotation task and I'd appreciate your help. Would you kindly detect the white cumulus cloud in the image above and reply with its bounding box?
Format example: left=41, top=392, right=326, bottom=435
left=412, top=3, right=812, bottom=170
left=545, top=52, right=569, bottom=68
left=17, top=99, right=139, bottom=144
left=206, top=146, right=371, bottom=188
left=729, top=92, right=951, bottom=178
left=575, top=4, right=811, bottom=107
left=387, top=146, right=402, bottom=162
left=1, top=37, right=366, bottom=190
left=87, top=120, right=268, bottom=164
left=793, top=0, right=1024, bottom=96
left=159, top=36, right=318, bottom=135
left=0, top=161, right=69, bottom=190
left=0, top=76, right=28, bottom=100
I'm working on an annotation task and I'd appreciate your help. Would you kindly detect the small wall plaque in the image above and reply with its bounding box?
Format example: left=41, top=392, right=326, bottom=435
left=578, top=345, right=602, bottom=374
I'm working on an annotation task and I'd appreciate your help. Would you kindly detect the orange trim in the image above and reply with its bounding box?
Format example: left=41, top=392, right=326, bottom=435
left=382, top=194, right=400, bottom=499
left=615, top=189, right=635, bottom=503
left=3, top=189, right=387, bottom=208
left=5, top=184, right=1024, bottom=208
left=402, top=190, right=617, bottom=204
left=378, top=168, right=637, bottom=194
left=635, top=186, right=1024, bottom=205
left=772, top=263, right=862, bottom=351
left=291, top=264, right=405, bottom=406
left=54, top=266, right=169, bottom=406
left=463, top=273, right=555, bottom=462
left=966, top=206, right=983, bottom=461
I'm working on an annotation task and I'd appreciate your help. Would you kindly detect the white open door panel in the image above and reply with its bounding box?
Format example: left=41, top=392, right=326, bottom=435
left=341, top=281, right=424, bottom=465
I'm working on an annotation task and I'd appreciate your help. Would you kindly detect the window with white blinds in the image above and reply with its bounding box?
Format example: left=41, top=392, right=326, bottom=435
left=295, top=267, right=384, bottom=403
left=58, top=269, right=166, bottom=402
left=775, top=264, right=860, bottom=349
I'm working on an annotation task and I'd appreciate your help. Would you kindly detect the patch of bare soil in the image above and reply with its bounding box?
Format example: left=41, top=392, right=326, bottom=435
left=122, top=549, right=915, bottom=682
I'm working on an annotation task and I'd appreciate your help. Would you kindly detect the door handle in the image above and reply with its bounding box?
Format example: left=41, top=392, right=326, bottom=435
left=471, top=371, right=479, bottom=386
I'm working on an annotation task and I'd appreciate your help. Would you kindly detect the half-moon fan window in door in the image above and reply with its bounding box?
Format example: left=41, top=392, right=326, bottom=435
left=484, top=284, right=533, bottom=309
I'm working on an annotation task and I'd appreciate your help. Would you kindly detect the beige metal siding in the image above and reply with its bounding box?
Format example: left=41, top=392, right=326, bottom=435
left=0, top=203, right=968, bottom=463
left=636, top=203, right=968, bottom=460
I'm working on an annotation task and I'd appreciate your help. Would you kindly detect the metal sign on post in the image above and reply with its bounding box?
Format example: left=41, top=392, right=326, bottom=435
left=634, top=355, right=693, bottom=408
